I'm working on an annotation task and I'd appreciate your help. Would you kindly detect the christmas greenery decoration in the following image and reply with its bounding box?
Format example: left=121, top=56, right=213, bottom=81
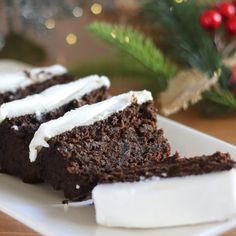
left=142, top=0, right=236, bottom=115
left=88, top=0, right=236, bottom=116
left=88, top=22, right=176, bottom=82
left=202, top=89, right=236, bottom=115
left=204, top=89, right=236, bottom=109
left=143, top=0, right=222, bottom=77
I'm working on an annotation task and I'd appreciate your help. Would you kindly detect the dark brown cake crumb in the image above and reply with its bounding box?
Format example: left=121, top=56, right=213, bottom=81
left=0, top=87, right=108, bottom=183
left=99, top=152, right=235, bottom=184
left=62, top=199, right=69, bottom=204
left=36, top=101, right=171, bottom=200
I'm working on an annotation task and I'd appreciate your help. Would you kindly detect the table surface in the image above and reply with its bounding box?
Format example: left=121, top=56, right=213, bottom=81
left=0, top=108, right=235, bottom=236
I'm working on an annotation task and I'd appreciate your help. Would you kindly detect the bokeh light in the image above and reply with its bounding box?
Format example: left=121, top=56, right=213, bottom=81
left=91, top=3, right=103, bottom=15
left=66, top=33, right=77, bottom=45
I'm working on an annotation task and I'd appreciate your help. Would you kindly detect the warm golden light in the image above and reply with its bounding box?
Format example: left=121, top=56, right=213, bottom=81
left=111, top=31, right=116, bottom=39
left=45, top=18, right=56, bottom=29
left=66, top=33, right=77, bottom=45
left=124, top=36, right=130, bottom=43
left=91, top=3, right=102, bottom=15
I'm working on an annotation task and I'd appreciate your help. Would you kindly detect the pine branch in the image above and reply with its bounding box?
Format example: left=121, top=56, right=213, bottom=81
left=202, top=89, right=236, bottom=115
left=218, top=65, right=231, bottom=89
left=88, top=21, right=176, bottom=80
left=143, top=0, right=222, bottom=77
left=143, top=0, right=236, bottom=116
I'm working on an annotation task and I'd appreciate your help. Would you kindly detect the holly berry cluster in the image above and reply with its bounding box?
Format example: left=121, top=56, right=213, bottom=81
left=200, top=1, right=236, bottom=34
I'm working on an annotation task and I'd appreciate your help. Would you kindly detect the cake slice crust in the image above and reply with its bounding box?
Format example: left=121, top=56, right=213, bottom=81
left=93, top=152, right=236, bottom=228
left=35, top=98, right=170, bottom=200
left=0, top=76, right=110, bottom=183
left=98, top=152, right=235, bottom=183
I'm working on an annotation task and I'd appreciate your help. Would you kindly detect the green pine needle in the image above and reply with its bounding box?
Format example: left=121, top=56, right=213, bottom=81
left=88, top=21, right=176, bottom=80
left=203, top=90, right=236, bottom=108
left=143, top=0, right=222, bottom=77
left=201, top=88, right=236, bottom=115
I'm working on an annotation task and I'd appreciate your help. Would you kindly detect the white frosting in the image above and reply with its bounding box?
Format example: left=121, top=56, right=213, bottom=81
left=29, top=90, right=152, bottom=162
left=0, top=64, right=67, bottom=93
left=0, top=75, right=110, bottom=122
left=93, top=169, right=236, bottom=228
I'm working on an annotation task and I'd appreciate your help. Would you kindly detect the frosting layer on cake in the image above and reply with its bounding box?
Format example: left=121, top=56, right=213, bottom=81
left=0, top=75, right=110, bottom=122
left=93, top=169, right=236, bottom=228
left=29, top=90, right=153, bottom=162
left=0, top=64, right=67, bottom=93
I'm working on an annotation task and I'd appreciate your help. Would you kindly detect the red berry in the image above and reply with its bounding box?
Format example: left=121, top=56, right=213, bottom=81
left=200, top=10, right=222, bottom=30
left=226, top=16, right=236, bottom=34
left=217, top=2, right=236, bottom=18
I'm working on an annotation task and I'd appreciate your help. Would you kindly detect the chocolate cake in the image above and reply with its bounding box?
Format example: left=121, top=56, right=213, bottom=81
left=0, top=64, right=74, bottom=105
left=29, top=91, right=171, bottom=200
left=0, top=75, right=110, bottom=183
left=93, top=152, right=236, bottom=228
left=98, top=152, right=235, bottom=183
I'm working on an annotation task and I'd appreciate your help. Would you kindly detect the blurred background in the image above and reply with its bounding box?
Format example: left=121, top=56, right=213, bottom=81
left=0, top=0, right=149, bottom=94
left=0, top=0, right=122, bottom=66
left=0, top=0, right=236, bottom=144
left=0, top=0, right=138, bottom=66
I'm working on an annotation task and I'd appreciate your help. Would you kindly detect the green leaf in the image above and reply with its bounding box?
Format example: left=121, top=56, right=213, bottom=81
left=88, top=21, right=176, bottom=80
left=201, top=89, right=236, bottom=116
left=218, top=65, right=231, bottom=89
left=142, top=0, right=222, bottom=77
left=203, top=90, right=236, bottom=108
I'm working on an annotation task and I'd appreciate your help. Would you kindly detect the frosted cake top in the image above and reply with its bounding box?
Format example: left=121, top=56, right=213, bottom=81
left=0, top=64, right=67, bottom=93
left=29, top=90, right=153, bottom=162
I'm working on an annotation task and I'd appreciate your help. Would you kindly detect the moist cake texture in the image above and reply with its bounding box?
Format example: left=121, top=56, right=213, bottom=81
left=93, top=152, right=236, bottom=228
left=99, top=152, right=234, bottom=183
left=31, top=91, right=171, bottom=200
left=0, top=64, right=74, bottom=105
left=0, top=76, right=110, bottom=183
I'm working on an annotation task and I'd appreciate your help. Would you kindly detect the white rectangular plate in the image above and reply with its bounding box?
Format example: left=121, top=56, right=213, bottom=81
left=0, top=115, right=236, bottom=236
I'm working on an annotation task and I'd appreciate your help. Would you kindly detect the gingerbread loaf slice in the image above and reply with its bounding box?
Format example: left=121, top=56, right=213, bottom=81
left=0, top=75, right=110, bottom=183
left=93, top=152, right=236, bottom=228
left=29, top=91, right=171, bottom=200
left=0, top=64, right=74, bottom=105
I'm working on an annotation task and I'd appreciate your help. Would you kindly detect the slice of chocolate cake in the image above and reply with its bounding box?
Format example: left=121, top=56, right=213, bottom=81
left=0, top=75, right=110, bottom=183
left=0, top=64, right=74, bottom=105
left=93, top=152, right=236, bottom=228
left=29, top=90, right=171, bottom=200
